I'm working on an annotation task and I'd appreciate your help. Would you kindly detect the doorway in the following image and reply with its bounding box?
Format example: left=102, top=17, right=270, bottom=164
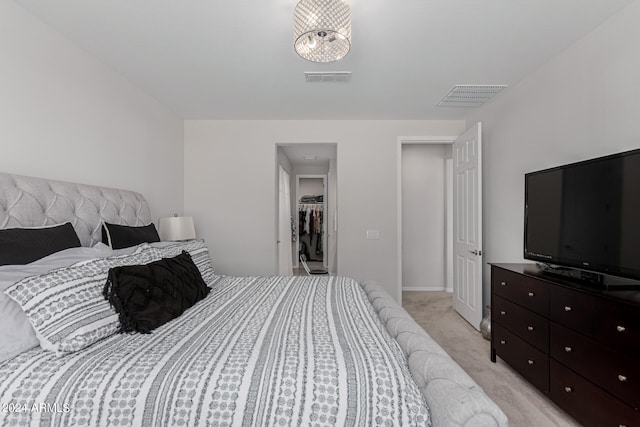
left=276, top=143, right=337, bottom=276
left=296, top=175, right=327, bottom=272
left=399, top=140, right=454, bottom=295
left=397, top=136, right=455, bottom=303
left=397, top=126, right=484, bottom=331
left=401, top=143, right=453, bottom=291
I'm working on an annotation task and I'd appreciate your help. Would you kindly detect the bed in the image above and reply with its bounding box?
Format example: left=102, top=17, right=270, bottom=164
left=0, top=172, right=507, bottom=426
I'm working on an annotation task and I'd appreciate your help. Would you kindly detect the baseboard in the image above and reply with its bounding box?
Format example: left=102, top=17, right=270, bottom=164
left=403, top=286, right=449, bottom=292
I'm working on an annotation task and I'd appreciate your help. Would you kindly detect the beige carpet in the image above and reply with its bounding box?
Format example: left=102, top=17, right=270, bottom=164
left=403, top=291, right=581, bottom=427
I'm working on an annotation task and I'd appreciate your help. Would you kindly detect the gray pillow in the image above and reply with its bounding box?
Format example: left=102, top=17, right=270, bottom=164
left=5, top=246, right=160, bottom=355
left=5, top=240, right=215, bottom=356
left=0, top=244, right=113, bottom=362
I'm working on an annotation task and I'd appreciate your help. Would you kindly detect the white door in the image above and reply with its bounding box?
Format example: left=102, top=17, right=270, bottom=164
left=278, top=166, right=293, bottom=275
left=453, top=123, right=483, bottom=330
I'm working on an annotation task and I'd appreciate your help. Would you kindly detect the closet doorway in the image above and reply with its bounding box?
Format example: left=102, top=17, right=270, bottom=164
left=276, top=143, right=337, bottom=276
left=296, top=175, right=327, bottom=271
left=398, top=137, right=455, bottom=298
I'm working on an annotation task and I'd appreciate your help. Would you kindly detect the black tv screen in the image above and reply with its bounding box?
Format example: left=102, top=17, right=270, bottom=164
left=524, top=148, right=640, bottom=281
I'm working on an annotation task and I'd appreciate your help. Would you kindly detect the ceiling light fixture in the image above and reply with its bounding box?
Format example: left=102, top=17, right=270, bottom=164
left=294, top=0, right=351, bottom=63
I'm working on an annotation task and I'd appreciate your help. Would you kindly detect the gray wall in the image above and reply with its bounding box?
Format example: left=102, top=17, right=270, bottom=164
left=328, top=159, right=338, bottom=274
left=401, top=144, right=448, bottom=290
left=184, top=120, right=465, bottom=300
left=468, top=0, right=640, bottom=309
left=298, top=178, right=324, bottom=199
left=0, top=1, right=184, bottom=222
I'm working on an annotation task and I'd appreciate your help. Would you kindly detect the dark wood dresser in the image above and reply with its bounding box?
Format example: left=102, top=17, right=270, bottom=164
left=490, top=263, right=640, bottom=427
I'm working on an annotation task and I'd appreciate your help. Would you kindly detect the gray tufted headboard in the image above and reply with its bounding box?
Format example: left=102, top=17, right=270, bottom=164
left=0, top=172, right=152, bottom=247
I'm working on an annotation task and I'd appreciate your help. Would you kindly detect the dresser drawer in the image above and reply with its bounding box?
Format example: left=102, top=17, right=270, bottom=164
left=492, top=267, right=549, bottom=315
left=549, top=285, right=596, bottom=336
left=551, top=322, right=640, bottom=410
left=595, top=299, right=640, bottom=357
left=493, top=295, right=549, bottom=352
left=493, top=323, right=549, bottom=392
left=550, top=360, right=640, bottom=427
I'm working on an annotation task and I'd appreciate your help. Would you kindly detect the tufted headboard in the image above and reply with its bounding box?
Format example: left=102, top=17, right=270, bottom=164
left=0, top=172, right=151, bottom=247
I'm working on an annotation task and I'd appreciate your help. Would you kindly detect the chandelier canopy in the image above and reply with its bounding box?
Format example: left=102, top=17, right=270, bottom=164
left=294, top=0, right=351, bottom=63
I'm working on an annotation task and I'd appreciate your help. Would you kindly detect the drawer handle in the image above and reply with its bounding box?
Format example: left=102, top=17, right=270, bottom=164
left=500, top=310, right=506, bottom=316
left=527, top=326, right=534, bottom=331
left=617, top=325, right=626, bottom=332
left=564, top=386, right=573, bottom=393
left=500, top=281, right=506, bottom=286
left=564, top=306, right=572, bottom=312
left=528, top=292, right=535, bottom=297
left=500, top=340, right=506, bottom=345
left=527, top=359, right=534, bottom=365
left=618, top=374, right=627, bottom=382
left=564, top=346, right=572, bottom=353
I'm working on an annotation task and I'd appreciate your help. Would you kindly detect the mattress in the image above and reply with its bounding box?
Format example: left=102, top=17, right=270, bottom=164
left=0, top=274, right=430, bottom=426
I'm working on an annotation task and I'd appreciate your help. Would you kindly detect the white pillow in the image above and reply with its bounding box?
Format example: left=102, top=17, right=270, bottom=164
left=145, top=240, right=216, bottom=285
left=2, top=241, right=216, bottom=359
left=4, top=245, right=162, bottom=356
left=0, top=244, right=113, bottom=362
left=113, top=240, right=216, bottom=284
left=6, top=240, right=214, bottom=356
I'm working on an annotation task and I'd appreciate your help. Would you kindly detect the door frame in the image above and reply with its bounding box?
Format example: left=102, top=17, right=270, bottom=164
left=275, top=142, right=337, bottom=275
left=396, top=136, right=457, bottom=304
left=277, top=164, right=293, bottom=275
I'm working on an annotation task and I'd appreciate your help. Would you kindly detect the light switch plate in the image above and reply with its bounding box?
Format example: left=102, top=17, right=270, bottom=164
left=366, top=229, right=380, bottom=240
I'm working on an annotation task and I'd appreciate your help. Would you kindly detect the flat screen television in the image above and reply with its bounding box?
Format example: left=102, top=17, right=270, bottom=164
left=524, top=148, right=640, bottom=284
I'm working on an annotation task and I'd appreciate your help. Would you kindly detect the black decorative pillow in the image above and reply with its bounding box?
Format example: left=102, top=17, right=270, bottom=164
left=102, top=222, right=160, bottom=249
left=0, top=222, right=81, bottom=266
left=103, top=251, right=210, bottom=333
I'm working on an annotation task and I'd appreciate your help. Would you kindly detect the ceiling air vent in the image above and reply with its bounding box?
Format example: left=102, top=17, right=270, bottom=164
left=437, top=85, right=507, bottom=107
left=304, top=71, right=352, bottom=82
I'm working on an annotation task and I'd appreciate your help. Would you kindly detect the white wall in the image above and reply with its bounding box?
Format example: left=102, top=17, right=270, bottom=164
left=0, top=1, right=184, bottom=222
left=293, top=165, right=330, bottom=176
left=184, top=120, right=465, bottom=300
left=468, top=0, right=640, bottom=307
left=298, top=178, right=324, bottom=198
left=327, top=158, right=338, bottom=274
left=277, top=149, right=293, bottom=175
left=401, top=144, right=447, bottom=290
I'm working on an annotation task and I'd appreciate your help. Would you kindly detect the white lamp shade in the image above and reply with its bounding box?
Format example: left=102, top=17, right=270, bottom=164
left=158, top=216, right=196, bottom=241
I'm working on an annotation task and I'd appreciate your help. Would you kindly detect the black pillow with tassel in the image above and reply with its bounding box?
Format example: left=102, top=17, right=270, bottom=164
left=103, top=251, right=210, bottom=333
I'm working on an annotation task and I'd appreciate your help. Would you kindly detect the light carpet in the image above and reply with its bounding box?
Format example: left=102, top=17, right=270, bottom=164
left=402, top=291, right=581, bottom=427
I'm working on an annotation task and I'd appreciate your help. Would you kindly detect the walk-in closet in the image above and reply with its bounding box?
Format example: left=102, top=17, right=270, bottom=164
left=297, top=177, right=325, bottom=268
left=276, top=143, right=337, bottom=276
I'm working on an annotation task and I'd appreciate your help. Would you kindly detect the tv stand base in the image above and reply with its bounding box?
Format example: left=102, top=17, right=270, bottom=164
left=537, top=264, right=640, bottom=290
left=490, top=263, right=640, bottom=427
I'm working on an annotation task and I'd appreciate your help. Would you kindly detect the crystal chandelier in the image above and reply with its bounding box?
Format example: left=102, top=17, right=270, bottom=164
left=294, top=0, right=351, bottom=63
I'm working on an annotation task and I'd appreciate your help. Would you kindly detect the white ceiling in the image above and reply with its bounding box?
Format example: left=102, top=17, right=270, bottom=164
left=15, top=0, right=634, bottom=120
left=279, top=143, right=336, bottom=169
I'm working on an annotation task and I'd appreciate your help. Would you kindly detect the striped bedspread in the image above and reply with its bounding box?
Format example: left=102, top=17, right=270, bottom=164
left=0, top=275, right=430, bottom=426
